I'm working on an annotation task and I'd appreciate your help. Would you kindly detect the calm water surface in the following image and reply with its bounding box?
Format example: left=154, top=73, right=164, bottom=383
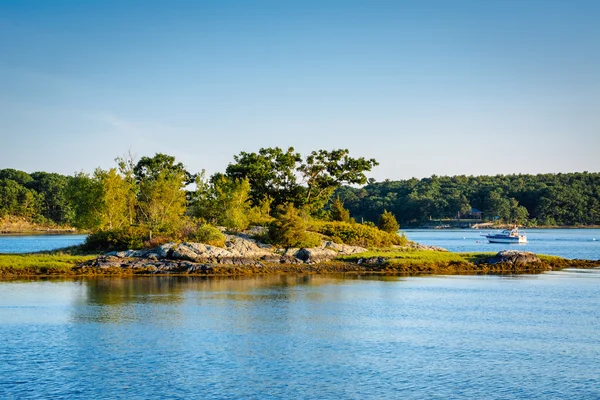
left=0, top=235, right=87, bottom=254
left=1, top=272, right=599, bottom=399
left=404, top=228, right=600, bottom=260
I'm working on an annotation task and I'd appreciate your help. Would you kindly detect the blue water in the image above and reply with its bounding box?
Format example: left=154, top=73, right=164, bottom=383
left=0, top=235, right=87, bottom=254
left=1, top=273, right=599, bottom=399
left=404, top=228, right=600, bottom=260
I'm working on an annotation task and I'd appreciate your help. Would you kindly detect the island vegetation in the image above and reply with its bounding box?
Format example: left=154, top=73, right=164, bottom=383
left=2, top=155, right=599, bottom=237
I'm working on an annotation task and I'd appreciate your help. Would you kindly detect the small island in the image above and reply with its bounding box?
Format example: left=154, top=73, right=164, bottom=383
left=1, top=150, right=598, bottom=278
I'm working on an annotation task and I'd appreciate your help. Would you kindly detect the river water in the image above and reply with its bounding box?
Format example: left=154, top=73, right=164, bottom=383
left=1, top=272, right=599, bottom=399
left=0, top=234, right=87, bottom=254
left=1, top=233, right=599, bottom=399
left=404, top=228, right=600, bottom=260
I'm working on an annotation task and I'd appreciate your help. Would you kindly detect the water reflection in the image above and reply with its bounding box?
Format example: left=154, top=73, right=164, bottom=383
left=2, top=273, right=600, bottom=399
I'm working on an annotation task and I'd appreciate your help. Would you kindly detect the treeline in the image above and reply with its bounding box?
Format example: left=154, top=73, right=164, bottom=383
left=1, top=148, right=407, bottom=249
left=335, top=172, right=600, bottom=226
left=0, top=169, right=71, bottom=224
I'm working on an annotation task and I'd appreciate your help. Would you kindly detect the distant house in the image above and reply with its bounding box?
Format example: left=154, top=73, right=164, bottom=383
left=469, top=208, right=483, bottom=219
left=458, top=208, right=483, bottom=220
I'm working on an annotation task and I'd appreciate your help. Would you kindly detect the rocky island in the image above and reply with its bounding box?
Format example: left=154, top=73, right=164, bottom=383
left=68, top=233, right=598, bottom=277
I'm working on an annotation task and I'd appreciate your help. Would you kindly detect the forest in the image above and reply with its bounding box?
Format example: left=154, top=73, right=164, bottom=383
left=1, top=149, right=599, bottom=249
left=335, top=172, right=600, bottom=226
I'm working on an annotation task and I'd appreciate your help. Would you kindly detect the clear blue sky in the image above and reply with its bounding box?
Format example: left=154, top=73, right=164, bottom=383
left=1, top=0, right=598, bottom=180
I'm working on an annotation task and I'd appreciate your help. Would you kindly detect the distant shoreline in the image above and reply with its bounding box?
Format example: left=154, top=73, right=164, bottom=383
left=405, top=224, right=600, bottom=230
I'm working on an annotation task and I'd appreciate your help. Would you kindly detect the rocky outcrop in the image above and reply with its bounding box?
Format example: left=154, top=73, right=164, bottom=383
left=408, top=243, right=448, bottom=252
left=96, top=237, right=368, bottom=271
left=480, top=250, right=541, bottom=265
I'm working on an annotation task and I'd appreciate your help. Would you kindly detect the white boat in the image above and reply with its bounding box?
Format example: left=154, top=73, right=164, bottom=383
left=484, top=227, right=527, bottom=244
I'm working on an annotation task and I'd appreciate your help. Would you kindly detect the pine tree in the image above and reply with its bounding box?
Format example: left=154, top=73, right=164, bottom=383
left=378, top=210, right=399, bottom=233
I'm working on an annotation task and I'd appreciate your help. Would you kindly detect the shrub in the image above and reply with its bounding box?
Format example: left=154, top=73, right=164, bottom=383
left=378, top=210, right=399, bottom=233
left=310, top=220, right=407, bottom=248
left=268, top=204, right=321, bottom=248
left=188, top=224, right=226, bottom=247
left=329, top=197, right=351, bottom=223
left=83, top=227, right=149, bottom=251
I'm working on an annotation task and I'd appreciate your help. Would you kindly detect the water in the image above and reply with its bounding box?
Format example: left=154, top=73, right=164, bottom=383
left=404, top=228, right=600, bottom=260
left=0, top=235, right=87, bottom=254
left=1, top=273, right=599, bottom=399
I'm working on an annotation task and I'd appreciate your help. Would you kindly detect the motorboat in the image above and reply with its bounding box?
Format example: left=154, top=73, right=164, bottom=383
left=484, top=227, right=527, bottom=244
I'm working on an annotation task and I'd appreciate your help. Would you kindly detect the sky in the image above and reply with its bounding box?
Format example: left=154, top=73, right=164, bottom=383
left=1, top=0, right=599, bottom=181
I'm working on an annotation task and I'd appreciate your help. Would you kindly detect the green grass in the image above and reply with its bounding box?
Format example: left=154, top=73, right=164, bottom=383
left=338, top=248, right=473, bottom=264
left=0, top=253, right=97, bottom=273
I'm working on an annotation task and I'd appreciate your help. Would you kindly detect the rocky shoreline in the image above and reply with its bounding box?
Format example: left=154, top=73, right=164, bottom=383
left=71, top=234, right=599, bottom=277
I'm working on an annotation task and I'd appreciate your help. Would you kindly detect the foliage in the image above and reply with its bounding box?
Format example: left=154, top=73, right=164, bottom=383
left=336, top=172, right=600, bottom=226
left=329, top=196, right=352, bottom=222
left=133, top=153, right=194, bottom=185
left=137, top=168, right=188, bottom=235
left=268, top=204, right=321, bottom=248
left=247, top=197, right=275, bottom=226
left=225, top=147, right=302, bottom=207
left=298, top=149, right=378, bottom=212
left=310, top=220, right=408, bottom=248
left=187, top=224, right=226, bottom=247
left=65, top=172, right=104, bottom=229
left=225, top=147, right=378, bottom=213
left=190, top=174, right=251, bottom=231
left=83, top=227, right=149, bottom=251
left=378, top=210, right=399, bottom=233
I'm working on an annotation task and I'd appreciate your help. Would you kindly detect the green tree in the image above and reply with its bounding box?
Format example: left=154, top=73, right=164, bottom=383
left=137, top=168, right=188, bottom=235
left=134, top=153, right=194, bottom=185
left=268, top=203, right=320, bottom=248
left=298, top=149, right=378, bottom=212
left=378, top=210, right=399, bottom=233
left=66, top=172, right=103, bottom=229
left=28, top=172, right=71, bottom=224
left=225, top=147, right=302, bottom=207
left=95, top=168, right=135, bottom=230
left=192, top=175, right=252, bottom=231
left=330, top=196, right=351, bottom=222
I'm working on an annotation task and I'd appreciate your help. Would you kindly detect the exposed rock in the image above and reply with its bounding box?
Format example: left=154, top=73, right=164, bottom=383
left=157, top=243, right=176, bottom=258
left=224, top=235, right=274, bottom=257
left=171, top=242, right=234, bottom=261
left=483, top=250, right=541, bottom=265
left=321, top=241, right=367, bottom=254
left=408, top=243, right=448, bottom=252
left=357, top=257, right=386, bottom=265
left=295, top=247, right=338, bottom=263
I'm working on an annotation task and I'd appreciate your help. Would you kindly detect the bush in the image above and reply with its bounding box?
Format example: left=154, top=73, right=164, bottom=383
left=83, top=227, right=149, bottom=251
left=310, top=220, right=407, bottom=248
left=187, top=224, right=226, bottom=247
left=378, top=210, right=399, bottom=233
left=268, top=204, right=321, bottom=248
left=329, top=197, right=351, bottom=223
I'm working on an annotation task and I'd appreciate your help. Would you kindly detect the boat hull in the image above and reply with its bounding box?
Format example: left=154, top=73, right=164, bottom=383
left=486, top=236, right=527, bottom=244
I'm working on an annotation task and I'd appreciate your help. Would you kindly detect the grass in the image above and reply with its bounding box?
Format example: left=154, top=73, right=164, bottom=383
left=338, top=248, right=490, bottom=265
left=0, top=252, right=97, bottom=274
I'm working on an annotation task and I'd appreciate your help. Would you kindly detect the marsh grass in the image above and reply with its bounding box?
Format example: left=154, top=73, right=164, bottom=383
left=338, top=248, right=488, bottom=264
left=0, top=253, right=96, bottom=273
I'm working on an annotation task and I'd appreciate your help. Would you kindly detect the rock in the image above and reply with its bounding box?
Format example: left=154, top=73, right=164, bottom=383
left=170, top=242, right=234, bottom=261
left=157, top=243, right=176, bottom=258
left=321, top=241, right=367, bottom=254
left=409, top=243, right=448, bottom=252
left=295, top=247, right=338, bottom=263
left=224, top=235, right=274, bottom=257
left=357, top=257, right=386, bottom=265
left=484, top=250, right=540, bottom=265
